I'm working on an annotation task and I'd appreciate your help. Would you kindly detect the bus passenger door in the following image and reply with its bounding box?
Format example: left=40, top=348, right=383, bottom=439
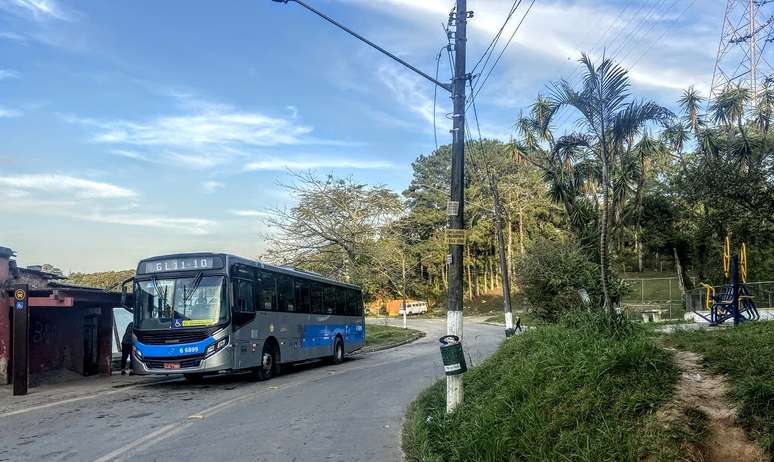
left=232, top=269, right=259, bottom=370
left=255, top=271, right=278, bottom=362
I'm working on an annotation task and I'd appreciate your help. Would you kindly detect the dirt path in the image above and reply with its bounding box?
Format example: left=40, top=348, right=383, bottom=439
left=660, top=348, right=767, bottom=462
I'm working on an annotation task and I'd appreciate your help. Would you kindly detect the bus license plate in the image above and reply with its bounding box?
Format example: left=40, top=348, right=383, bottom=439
left=163, top=363, right=180, bottom=369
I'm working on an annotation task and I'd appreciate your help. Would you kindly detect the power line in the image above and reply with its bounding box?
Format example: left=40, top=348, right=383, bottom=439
left=433, top=48, right=444, bottom=152
left=605, top=0, right=669, bottom=60
left=626, top=0, right=699, bottom=71
left=553, top=0, right=677, bottom=128
left=468, top=0, right=537, bottom=107
left=469, top=0, right=523, bottom=77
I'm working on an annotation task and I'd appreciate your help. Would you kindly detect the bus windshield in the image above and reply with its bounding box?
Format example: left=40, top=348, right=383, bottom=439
left=134, top=275, right=228, bottom=330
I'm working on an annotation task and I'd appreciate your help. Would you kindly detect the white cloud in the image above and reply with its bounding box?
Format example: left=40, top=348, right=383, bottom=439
left=0, top=173, right=215, bottom=235
left=0, top=69, right=20, bottom=80
left=77, top=212, right=215, bottom=236
left=379, top=63, right=444, bottom=127
left=0, top=31, right=27, bottom=42
left=85, top=104, right=313, bottom=148
left=203, top=180, right=224, bottom=193
left=166, top=152, right=220, bottom=169
left=229, top=209, right=270, bottom=218
left=110, top=149, right=151, bottom=162
left=244, top=157, right=395, bottom=171
left=64, top=96, right=360, bottom=170
left=0, top=174, right=137, bottom=198
left=286, top=105, right=298, bottom=119
left=0, top=0, right=72, bottom=21
left=0, top=106, right=21, bottom=118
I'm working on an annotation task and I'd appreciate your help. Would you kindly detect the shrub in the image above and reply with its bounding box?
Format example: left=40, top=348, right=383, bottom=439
left=516, top=238, right=601, bottom=322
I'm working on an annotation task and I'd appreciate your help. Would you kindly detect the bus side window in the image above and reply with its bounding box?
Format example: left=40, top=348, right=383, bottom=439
left=334, top=287, right=347, bottom=316
left=258, top=272, right=276, bottom=311
left=310, top=283, right=323, bottom=314
left=356, top=291, right=364, bottom=316
left=346, top=289, right=358, bottom=316
left=323, top=285, right=336, bottom=315
left=233, top=279, right=255, bottom=313
left=295, top=280, right=311, bottom=313
left=277, top=276, right=295, bottom=312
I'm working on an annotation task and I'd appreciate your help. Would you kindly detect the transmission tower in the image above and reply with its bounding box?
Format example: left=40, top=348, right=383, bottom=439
left=710, top=0, right=774, bottom=104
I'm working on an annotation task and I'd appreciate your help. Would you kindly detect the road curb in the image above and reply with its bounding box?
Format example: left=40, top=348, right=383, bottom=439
left=353, top=331, right=426, bottom=355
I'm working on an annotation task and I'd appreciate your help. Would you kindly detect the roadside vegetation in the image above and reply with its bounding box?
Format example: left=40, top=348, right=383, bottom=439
left=483, top=311, right=544, bottom=327
left=364, top=324, right=422, bottom=350
left=664, top=322, right=774, bottom=453
left=65, top=270, right=135, bottom=290
left=403, top=314, right=689, bottom=462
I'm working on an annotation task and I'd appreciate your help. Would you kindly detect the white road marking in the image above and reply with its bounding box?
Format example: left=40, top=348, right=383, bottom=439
left=92, top=423, right=179, bottom=462
left=0, top=379, right=177, bottom=418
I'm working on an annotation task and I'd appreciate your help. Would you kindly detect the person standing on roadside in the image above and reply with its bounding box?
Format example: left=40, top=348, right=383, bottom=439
left=120, top=321, right=134, bottom=375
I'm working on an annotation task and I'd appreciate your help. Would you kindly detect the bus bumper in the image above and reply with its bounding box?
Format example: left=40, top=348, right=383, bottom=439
left=132, top=345, right=234, bottom=376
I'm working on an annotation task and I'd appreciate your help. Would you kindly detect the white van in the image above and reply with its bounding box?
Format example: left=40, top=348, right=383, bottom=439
left=399, top=301, right=428, bottom=315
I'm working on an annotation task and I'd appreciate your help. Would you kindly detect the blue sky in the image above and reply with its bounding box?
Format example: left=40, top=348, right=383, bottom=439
left=0, top=0, right=723, bottom=272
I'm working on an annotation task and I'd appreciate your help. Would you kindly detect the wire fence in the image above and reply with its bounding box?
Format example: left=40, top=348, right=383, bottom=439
left=620, top=278, right=774, bottom=322
left=620, top=277, right=690, bottom=321
left=684, top=281, right=774, bottom=312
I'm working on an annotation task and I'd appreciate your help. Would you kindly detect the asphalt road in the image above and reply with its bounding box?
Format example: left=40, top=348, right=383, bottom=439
left=0, top=318, right=504, bottom=462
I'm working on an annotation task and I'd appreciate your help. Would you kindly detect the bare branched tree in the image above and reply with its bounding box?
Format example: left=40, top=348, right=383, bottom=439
left=261, top=171, right=403, bottom=284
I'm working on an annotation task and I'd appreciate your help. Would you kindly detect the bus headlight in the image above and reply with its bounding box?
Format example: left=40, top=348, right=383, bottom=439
left=133, top=346, right=142, bottom=358
left=206, top=336, right=229, bottom=356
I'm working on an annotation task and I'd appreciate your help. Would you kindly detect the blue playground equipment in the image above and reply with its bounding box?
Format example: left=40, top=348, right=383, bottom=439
left=694, top=237, right=759, bottom=326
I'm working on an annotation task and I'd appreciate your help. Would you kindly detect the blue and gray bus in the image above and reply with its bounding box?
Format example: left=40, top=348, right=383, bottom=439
left=125, top=253, right=365, bottom=381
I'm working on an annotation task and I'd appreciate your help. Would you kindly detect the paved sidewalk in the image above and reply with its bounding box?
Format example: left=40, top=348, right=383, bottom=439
left=0, top=372, right=178, bottom=417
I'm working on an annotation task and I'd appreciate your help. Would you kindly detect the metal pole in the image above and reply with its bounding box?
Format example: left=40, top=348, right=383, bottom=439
left=402, top=253, right=408, bottom=330
left=446, top=0, right=467, bottom=414
left=12, top=284, right=29, bottom=396
left=732, top=255, right=741, bottom=326
left=750, top=0, right=757, bottom=104
left=491, top=177, right=513, bottom=331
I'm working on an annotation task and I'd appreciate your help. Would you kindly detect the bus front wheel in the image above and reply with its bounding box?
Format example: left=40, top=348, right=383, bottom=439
left=254, top=342, right=277, bottom=381
left=330, top=337, right=344, bottom=365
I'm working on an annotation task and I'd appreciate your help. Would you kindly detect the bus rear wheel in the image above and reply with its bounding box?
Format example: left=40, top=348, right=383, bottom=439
left=254, top=342, right=277, bottom=381
left=330, top=337, right=344, bottom=365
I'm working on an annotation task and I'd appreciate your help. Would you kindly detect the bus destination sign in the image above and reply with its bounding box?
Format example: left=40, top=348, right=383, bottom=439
left=142, top=256, right=223, bottom=274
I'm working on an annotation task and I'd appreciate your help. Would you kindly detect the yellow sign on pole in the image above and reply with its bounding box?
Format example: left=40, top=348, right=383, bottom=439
left=14, top=289, right=26, bottom=301
left=446, top=229, right=466, bottom=245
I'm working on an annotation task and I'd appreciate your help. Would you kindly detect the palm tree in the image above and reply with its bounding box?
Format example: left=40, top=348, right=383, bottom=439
left=678, top=86, right=704, bottom=137
left=548, top=54, right=672, bottom=313
left=753, top=79, right=774, bottom=136
left=710, top=84, right=752, bottom=164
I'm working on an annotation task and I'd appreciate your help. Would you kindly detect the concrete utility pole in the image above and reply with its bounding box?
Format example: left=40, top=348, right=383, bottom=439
left=272, top=0, right=468, bottom=413
left=490, top=177, right=513, bottom=332
left=446, top=0, right=467, bottom=413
